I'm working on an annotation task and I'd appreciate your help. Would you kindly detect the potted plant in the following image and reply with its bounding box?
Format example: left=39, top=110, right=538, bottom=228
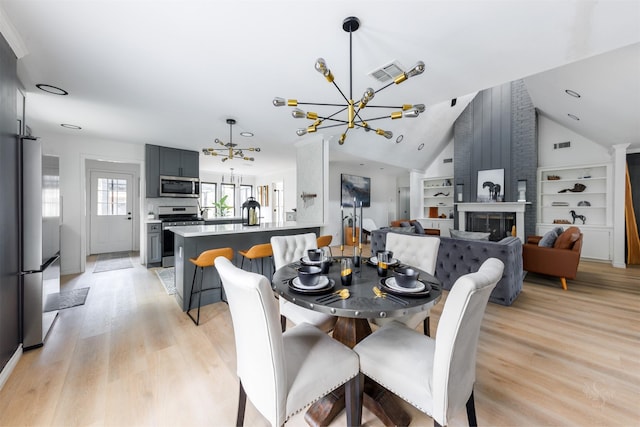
left=213, top=195, right=232, bottom=217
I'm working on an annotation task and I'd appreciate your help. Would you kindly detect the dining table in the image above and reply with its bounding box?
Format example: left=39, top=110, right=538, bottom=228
left=272, top=255, right=443, bottom=427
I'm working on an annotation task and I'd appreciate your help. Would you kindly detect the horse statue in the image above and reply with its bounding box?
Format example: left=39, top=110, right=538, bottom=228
left=482, top=181, right=501, bottom=201
left=570, top=210, right=586, bottom=224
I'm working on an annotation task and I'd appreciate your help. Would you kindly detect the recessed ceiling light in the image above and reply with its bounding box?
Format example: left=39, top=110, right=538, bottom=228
left=36, top=84, right=68, bottom=95
left=567, top=114, right=580, bottom=121
left=396, top=135, right=404, bottom=143
left=565, top=89, right=581, bottom=98
left=418, top=143, right=425, bottom=150
left=60, top=123, right=82, bottom=130
left=240, top=132, right=254, bottom=137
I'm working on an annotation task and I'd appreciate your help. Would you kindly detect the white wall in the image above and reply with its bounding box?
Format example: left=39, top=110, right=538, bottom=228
left=327, top=163, right=401, bottom=247
left=296, top=136, right=326, bottom=224
left=537, top=115, right=611, bottom=166
left=43, top=134, right=144, bottom=274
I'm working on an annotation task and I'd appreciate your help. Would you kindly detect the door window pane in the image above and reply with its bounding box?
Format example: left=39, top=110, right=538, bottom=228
left=220, top=184, right=235, bottom=217
left=97, top=178, right=127, bottom=216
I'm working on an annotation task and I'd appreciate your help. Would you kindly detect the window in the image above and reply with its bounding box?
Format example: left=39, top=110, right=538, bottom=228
left=200, top=182, right=217, bottom=217
left=96, top=178, right=127, bottom=215
left=240, top=184, right=253, bottom=202
left=42, top=174, right=59, bottom=217
left=220, top=183, right=235, bottom=217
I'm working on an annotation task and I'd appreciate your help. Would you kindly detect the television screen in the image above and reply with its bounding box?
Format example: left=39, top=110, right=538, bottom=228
left=341, top=173, right=370, bottom=207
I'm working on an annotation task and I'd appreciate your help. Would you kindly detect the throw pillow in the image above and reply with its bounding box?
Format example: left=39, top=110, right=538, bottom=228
left=538, top=229, right=560, bottom=247
left=449, top=229, right=491, bottom=240
left=554, top=226, right=581, bottom=249
left=410, top=220, right=425, bottom=234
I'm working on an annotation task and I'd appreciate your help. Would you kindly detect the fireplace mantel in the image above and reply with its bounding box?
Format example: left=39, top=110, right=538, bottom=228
left=457, top=202, right=530, bottom=241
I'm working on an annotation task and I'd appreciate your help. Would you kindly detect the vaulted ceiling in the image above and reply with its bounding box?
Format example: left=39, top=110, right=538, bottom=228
left=1, top=1, right=638, bottom=176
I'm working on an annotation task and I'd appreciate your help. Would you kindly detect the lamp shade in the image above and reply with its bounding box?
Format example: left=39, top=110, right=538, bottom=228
left=242, top=197, right=261, bottom=226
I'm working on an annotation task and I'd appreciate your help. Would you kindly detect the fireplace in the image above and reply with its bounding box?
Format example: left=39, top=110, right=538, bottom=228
left=456, top=202, right=529, bottom=242
left=466, top=212, right=515, bottom=241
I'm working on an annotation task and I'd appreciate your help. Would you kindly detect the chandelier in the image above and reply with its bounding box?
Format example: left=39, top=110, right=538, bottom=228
left=273, top=16, right=426, bottom=145
left=202, top=118, right=261, bottom=162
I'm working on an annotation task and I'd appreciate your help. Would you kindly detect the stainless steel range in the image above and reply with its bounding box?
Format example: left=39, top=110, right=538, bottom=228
left=158, top=206, right=204, bottom=267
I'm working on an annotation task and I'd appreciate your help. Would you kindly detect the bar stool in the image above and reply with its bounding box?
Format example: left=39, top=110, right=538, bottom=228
left=187, top=247, right=234, bottom=325
left=316, top=235, right=333, bottom=257
left=238, top=243, right=274, bottom=278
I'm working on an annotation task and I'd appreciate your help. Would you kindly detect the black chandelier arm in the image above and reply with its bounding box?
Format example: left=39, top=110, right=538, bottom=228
left=295, top=101, right=350, bottom=108
left=332, top=80, right=350, bottom=105
left=373, top=80, right=396, bottom=95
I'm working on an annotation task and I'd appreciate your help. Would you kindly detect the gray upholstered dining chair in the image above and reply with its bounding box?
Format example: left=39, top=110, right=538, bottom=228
left=215, top=257, right=362, bottom=426
left=370, top=232, right=440, bottom=335
left=271, top=233, right=337, bottom=333
left=354, top=257, right=504, bottom=427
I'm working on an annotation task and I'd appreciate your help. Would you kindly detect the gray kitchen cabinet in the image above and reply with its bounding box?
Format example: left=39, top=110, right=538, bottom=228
left=147, top=223, right=162, bottom=265
left=145, top=144, right=160, bottom=197
left=159, top=146, right=199, bottom=178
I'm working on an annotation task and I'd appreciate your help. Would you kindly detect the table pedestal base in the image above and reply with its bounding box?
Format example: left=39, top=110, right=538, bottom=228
left=303, top=317, right=411, bottom=427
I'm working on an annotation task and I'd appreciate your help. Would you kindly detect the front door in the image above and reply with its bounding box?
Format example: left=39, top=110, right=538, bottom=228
left=89, top=171, right=134, bottom=254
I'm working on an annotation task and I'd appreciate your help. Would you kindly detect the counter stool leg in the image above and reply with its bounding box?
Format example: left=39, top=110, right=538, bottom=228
left=187, top=266, right=201, bottom=325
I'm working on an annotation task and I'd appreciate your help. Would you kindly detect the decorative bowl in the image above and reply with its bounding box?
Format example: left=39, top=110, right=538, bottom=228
left=297, top=265, right=322, bottom=287
left=394, top=266, right=420, bottom=288
left=307, top=249, right=322, bottom=262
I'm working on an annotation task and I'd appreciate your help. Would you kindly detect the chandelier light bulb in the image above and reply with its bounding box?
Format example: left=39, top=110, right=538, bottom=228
left=413, top=104, right=426, bottom=113
left=273, top=97, right=285, bottom=107
left=404, top=109, right=420, bottom=118
left=376, top=129, right=393, bottom=139
left=291, top=108, right=306, bottom=119
left=296, top=128, right=307, bottom=136
left=406, top=61, right=426, bottom=78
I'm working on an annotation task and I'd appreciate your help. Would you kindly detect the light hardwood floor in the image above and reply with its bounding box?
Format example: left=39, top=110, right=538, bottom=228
left=0, top=249, right=638, bottom=426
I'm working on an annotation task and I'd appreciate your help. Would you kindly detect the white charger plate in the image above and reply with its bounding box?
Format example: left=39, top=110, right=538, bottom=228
left=383, top=276, right=426, bottom=293
left=291, top=275, right=329, bottom=290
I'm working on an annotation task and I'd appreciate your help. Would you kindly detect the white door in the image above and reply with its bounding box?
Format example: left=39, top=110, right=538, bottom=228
left=89, top=171, right=134, bottom=254
left=398, top=186, right=410, bottom=219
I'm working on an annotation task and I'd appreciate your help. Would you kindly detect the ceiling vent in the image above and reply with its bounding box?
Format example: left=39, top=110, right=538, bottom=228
left=368, top=61, right=405, bottom=82
left=443, top=158, right=453, bottom=163
left=553, top=141, right=571, bottom=149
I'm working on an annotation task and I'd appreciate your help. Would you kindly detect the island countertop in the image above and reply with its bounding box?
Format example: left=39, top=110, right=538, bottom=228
left=168, top=221, right=324, bottom=238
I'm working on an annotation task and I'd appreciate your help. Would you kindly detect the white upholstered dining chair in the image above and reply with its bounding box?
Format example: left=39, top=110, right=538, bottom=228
left=354, top=257, right=504, bottom=427
left=371, top=232, right=440, bottom=335
left=215, top=257, right=361, bottom=426
left=271, top=233, right=337, bottom=332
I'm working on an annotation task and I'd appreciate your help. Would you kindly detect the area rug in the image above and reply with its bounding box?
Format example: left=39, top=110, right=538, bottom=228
left=94, top=251, right=133, bottom=273
left=156, top=267, right=176, bottom=295
left=44, top=287, right=90, bottom=312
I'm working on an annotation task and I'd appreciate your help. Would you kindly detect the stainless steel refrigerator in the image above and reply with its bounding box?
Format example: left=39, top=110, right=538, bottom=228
left=19, top=135, right=61, bottom=350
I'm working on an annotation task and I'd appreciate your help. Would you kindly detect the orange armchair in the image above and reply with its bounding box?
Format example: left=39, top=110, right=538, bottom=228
left=522, top=227, right=583, bottom=290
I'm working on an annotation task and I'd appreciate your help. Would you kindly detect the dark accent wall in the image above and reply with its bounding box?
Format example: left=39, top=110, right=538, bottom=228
left=453, top=79, right=537, bottom=237
left=0, top=33, right=20, bottom=371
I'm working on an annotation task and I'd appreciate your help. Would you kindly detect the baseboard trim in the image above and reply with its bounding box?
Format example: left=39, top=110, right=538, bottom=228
left=0, top=344, right=23, bottom=391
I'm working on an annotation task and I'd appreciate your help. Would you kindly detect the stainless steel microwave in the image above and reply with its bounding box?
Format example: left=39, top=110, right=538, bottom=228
left=159, top=175, right=200, bottom=198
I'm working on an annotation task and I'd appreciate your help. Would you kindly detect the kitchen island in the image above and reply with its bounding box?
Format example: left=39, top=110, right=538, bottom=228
left=170, top=222, right=322, bottom=311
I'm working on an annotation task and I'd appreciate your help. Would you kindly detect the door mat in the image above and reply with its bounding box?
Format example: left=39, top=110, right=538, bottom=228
left=94, top=251, right=133, bottom=273
left=44, top=287, right=90, bottom=312
left=156, top=267, right=176, bottom=295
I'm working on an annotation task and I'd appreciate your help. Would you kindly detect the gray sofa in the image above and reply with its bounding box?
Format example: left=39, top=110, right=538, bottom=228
left=371, top=229, right=523, bottom=306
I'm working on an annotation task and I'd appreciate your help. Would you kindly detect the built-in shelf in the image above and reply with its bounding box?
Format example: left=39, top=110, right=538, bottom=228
left=537, top=163, right=612, bottom=260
